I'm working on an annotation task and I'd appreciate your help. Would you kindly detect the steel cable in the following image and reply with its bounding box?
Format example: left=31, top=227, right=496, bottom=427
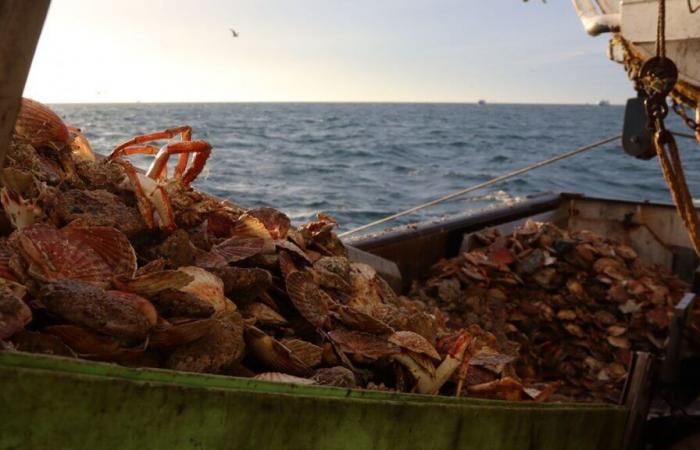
left=340, top=134, right=622, bottom=238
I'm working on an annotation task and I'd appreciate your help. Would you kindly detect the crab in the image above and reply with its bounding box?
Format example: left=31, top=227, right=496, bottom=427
left=105, top=126, right=213, bottom=232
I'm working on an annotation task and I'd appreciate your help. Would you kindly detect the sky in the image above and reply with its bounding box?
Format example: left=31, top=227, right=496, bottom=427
left=23, top=0, right=636, bottom=104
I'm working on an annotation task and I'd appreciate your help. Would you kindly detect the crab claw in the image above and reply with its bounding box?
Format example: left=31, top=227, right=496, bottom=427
left=393, top=330, right=472, bottom=395
left=0, top=188, right=42, bottom=230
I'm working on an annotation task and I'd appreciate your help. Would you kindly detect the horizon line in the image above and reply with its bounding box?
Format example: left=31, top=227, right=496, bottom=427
left=45, top=100, right=623, bottom=106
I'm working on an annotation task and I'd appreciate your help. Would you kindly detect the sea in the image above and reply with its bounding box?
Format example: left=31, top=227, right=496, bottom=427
left=51, top=103, right=700, bottom=236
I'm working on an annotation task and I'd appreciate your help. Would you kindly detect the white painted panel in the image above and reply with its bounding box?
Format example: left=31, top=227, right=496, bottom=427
left=621, top=0, right=700, bottom=41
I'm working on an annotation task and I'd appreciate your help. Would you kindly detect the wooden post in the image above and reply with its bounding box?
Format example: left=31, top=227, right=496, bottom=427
left=0, top=0, right=51, bottom=170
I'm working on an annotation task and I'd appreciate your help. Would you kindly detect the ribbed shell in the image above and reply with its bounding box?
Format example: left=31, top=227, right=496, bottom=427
left=327, top=329, right=400, bottom=360
left=247, top=208, right=291, bottom=240
left=388, top=331, right=440, bottom=361
left=333, top=304, right=394, bottom=335
left=177, top=266, right=227, bottom=313
left=13, top=98, right=69, bottom=148
left=285, top=270, right=330, bottom=329
left=279, top=338, right=323, bottom=368
left=212, top=236, right=264, bottom=263
left=17, top=224, right=114, bottom=287
left=63, top=224, right=137, bottom=279
left=244, top=325, right=312, bottom=377
left=149, top=318, right=216, bottom=347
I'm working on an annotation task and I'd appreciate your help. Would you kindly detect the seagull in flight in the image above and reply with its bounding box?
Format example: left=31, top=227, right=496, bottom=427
left=229, top=28, right=239, bottom=38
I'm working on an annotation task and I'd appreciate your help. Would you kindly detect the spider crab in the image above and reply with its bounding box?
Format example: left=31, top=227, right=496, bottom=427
left=105, top=126, right=213, bottom=232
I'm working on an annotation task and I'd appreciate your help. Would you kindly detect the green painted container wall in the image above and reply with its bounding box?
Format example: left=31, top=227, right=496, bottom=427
left=0, top=352, right=627, bottom=450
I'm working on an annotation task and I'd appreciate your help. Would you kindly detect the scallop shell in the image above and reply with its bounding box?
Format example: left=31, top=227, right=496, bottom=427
left=244, top=325, right=312, bottom=377
left=311, top=268, right=352, bottom=292
left=279, top=338, right=323, bottom=367
left=13, top=98, right=69, bottom=148
left=278, top=251, right=298, bottom=279
left=253, top=372, right=316, bottom=385
left=388, top=331, right=440, bottom=360
left=312, top=366, right=357, bottom=388
left=44, top=324, right=121, bottom=357
left=15, top=224, right=114, bottom=287
left=223, top=214, right=275, bottom=254
left=39, top=280, right=156, bottom=340
left=107, top=290, right=158, bottom=327
left=247, top=208, right=291, bottom=240
left=285, top=270, right=331, bottom=329
left=63, top=224, right=137, bottom=279
left=212, top=236, right=265, bottom=263
left=275, top=239, right=312, bottom=264
left=177, top=266, right=227, bottom=313
left=167, top=313, right=245, bottom=373
left=327, top=329, right=400, bottom=360
left=113, top=270, right=194, bottom=296
left=149, top=318, right=216, bottom=347
left=211, top=266, right=272, bottom=298
left=242, top=302, right=287, bottom=327
left=332, top=304, right=394, bottom=335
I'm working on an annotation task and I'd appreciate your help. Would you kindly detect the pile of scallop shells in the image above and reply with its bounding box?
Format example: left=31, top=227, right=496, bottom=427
left=0, top=99, right=556, bottom=401
left=410, top=220, right=689, bottom=402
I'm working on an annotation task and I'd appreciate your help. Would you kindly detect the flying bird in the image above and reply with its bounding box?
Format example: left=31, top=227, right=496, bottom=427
left=229, top=28, right=239, bottom=38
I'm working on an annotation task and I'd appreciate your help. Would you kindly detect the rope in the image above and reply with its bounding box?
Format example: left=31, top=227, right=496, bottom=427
left=339, top=134, right=621, bottom=238
left=654, top=131, right=700, bottom=254
left=646, top=0, right=700, bottom=255
left=656, top=0, right=666, bottom=58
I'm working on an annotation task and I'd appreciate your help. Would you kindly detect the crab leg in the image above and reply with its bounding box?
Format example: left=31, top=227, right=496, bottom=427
left=146, top=140, right=212, bottom=186
left=112, top=160, right=156, bottom=229
left=107, top=126, right=192, bottom=162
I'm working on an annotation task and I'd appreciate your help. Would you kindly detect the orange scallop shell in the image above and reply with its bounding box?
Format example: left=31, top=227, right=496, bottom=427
left=247, top=208, right=290, bottom=240
left=285, top=270, right=331, bottom=329
left=332, top=304, right=394, bottom=335
left=13, top=98, right=69, bottom=148
left=327, top=329, right=400, bottom=360
left=388, top=331, right=440, bottom=360
left=63, top=223, right=137, bottom=279
left=12, top=223, right=137, bottom=288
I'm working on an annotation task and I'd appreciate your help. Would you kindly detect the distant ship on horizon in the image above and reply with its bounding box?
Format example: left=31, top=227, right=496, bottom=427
left=477, top=99, right=486, bottom=105
left=598, top=99, right=610, bottom=106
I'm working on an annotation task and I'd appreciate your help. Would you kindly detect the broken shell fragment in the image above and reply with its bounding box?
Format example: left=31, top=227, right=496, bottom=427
left=253, top=372, right=316, bottom=385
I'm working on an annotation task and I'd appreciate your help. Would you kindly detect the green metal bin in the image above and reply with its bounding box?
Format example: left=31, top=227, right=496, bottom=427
left=0, top=351, right=627, bottom=450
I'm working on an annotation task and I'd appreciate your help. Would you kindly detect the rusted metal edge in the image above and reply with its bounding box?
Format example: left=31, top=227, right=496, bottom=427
left=348, top=192, right=566, bottom=252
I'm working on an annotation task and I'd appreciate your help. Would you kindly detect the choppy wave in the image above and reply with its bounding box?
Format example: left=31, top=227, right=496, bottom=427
left=52, top=103, right=700, bottom=234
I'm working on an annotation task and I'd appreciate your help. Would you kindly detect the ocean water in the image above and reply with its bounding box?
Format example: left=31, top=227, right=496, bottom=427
left=52, top=103, right=700, bottom=235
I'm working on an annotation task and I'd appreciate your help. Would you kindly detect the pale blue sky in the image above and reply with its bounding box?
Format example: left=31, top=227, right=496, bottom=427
left=25, top=0, right=634, bottom=103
